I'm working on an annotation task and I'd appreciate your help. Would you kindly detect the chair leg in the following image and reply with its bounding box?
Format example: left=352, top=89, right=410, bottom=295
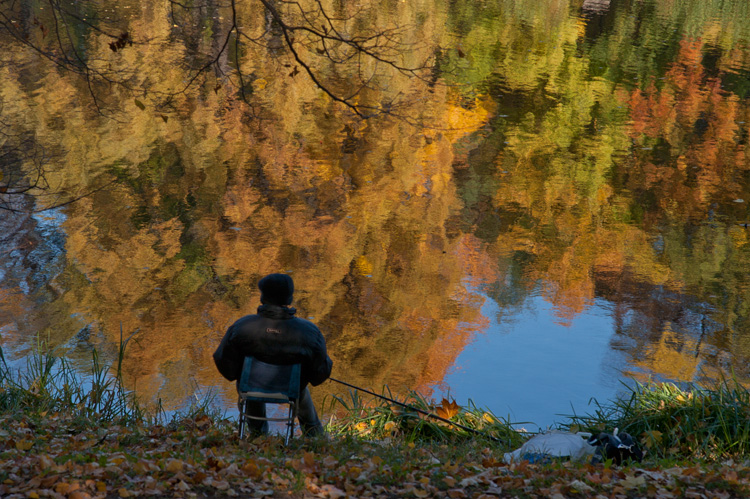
left=239, top=398, right=299, bottom=443
left=284, top=404, right=295, bottom=446
left=238, top=399, right=246, bottom=439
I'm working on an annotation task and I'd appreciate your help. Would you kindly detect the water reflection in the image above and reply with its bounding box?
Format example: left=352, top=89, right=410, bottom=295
left=440, top=293, right=623, bottom=430
left=2, top=0, right=750, bottom=425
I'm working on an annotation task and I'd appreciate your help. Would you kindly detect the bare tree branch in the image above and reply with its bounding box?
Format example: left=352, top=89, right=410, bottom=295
left=0, top=0, right=434, bottom=212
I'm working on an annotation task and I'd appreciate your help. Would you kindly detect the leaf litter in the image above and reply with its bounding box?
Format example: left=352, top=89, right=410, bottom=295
left=1, top=411, right=749, bottom=498
left=3, top=346, right=750, bottom=498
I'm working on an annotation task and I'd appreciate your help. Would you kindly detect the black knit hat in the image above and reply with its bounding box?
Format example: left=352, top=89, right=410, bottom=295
left=258, top=273, right=294, bottom=306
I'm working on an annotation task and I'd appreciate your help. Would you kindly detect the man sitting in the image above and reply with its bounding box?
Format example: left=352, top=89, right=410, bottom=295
left=213, top=273, right=333, bottom=436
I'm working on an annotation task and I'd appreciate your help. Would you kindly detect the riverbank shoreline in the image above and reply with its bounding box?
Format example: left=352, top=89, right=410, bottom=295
left=2, top=409, right=749, bottom=499
left=2, top=347, right=749, bottom=497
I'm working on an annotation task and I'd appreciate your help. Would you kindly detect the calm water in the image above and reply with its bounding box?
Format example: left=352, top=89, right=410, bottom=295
left=2, top=0, right=750, bottom=429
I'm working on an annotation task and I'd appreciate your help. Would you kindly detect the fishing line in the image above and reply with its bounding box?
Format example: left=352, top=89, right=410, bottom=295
left=328, top=376, right=501, bottom=442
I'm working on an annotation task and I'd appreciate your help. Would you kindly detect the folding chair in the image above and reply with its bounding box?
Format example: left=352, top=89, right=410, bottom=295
left=237, top=356, right=301, bottom=445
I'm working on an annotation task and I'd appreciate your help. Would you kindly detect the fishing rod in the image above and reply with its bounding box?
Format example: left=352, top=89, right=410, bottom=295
left=328, top=376, right=501, bottom=442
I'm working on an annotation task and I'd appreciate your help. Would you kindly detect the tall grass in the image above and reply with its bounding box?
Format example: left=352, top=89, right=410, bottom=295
left=5, top=335, right=750, bottom=462
left=0, top=333, right=146, bottom=425
left=324, top=387, right=526, bottom=451
left=561, top=378, right=750, bottom=460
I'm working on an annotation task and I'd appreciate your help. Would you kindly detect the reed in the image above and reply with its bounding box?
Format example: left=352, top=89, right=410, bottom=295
left=5, top=339, right=750, bottom=463
left=323, top=387, right=526, bottom=451
left=561, top=378, right=750, bottom=460
left=0, top=334, right=145, bottom=425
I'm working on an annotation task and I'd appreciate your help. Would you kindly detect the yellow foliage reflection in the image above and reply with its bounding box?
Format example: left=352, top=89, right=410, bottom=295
left=2, top=0, right=750, bottom=412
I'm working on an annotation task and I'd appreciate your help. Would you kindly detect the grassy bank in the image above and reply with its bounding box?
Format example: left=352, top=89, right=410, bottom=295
left=2, top=346, right=750, bottom=498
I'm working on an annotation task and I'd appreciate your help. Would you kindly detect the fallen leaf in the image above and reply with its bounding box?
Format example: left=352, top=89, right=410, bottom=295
left=354, top=422, right=369, bottom=433
left=55, top=482, right=72, bottom=495
left=569, top=479, right=594, bottom=493
left=681, top=467, right=702, bottom=477
left=211, top=479, right=230, bottom=490
left=174, top=480, right=190, bottom=491
left=194, top=414, right=212, bottom=430
left=38, top=454, right=55, bottom=470
left=436, top=399, right=460, bottom=420
left=165, top=458, right=183, bottom=473
left=460, top=476, right=479, bottom=487
left=41, top=475, right=59, bottom=488
left=611, top=485, right=626, bottom=495
left=15, top=439, right=33, bottom=451
left=642, top=430, right=663, bottom=449
left=132, top=461, right=149, bottom=474
left=303, top=452, right=316, bottom=469
left=241, top=460, right=262, bottom=479
left=621, top=474, right=646, bottom=490
left=319, top=484, right=346, bottom=498
left=443, top=463, right=459, bottom=474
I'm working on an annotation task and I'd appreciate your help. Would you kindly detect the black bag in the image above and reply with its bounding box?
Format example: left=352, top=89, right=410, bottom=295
left=588, top=430, right=644, bottom=464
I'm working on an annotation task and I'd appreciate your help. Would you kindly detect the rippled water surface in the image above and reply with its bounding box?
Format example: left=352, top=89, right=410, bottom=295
left=2, top=0, right=750, bottom=428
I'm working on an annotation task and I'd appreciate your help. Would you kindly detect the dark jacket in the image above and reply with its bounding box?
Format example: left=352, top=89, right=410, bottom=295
left=213, top=304, right=333, bottom=389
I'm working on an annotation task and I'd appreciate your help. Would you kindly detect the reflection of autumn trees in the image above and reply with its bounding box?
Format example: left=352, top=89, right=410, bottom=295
left=0, top=0, right=496, bottom=407
left=0, top=118, right=49, bottom=211
left=0, top=0, right=439, bottom=214
left=615, top=36, right=750, bottom=381
left=596, top=268, right=732, bottom=383
left=0, top=211, right=47, bottom=349
left=624, top=38, right=750, bottom=222
left=448, top=0, right=750, bottom=381
left=0, top=0, right=435, bottom=116
left=4, top=0, right=750, bottom=410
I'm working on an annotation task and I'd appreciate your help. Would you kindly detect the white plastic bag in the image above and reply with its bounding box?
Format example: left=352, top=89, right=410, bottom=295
left=503, top=430, right=596, bottom=463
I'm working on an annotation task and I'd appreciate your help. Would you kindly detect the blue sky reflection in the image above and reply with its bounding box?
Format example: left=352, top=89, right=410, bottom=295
left=439, top=293, right=628, bottom=431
